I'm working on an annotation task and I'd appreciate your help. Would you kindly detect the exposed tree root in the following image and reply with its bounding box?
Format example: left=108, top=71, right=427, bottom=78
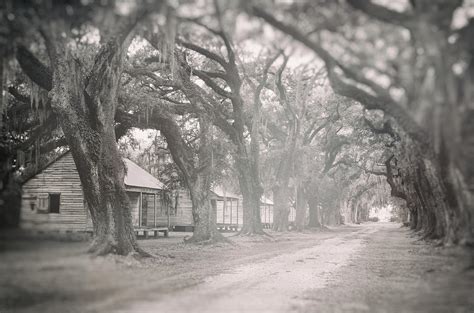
left=305, top=225, right=331, bottom=232
left=233, top=228, right=274, bottom=241
left=184, top=230, right=233, bottom=245
left=130, top=248, right=175, bottom=259
left=88, top=238, right=174, bottom=258
left=134, top=246, right=156, bottom=258
left=87, top=239, right=117, bottom=256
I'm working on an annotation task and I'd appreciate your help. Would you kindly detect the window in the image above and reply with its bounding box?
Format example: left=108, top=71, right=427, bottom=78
left=37, top=194, right=49, bottom=213
left=30, top=201, right=36, bottom=211
left=49, top=193, right=60, bottom=214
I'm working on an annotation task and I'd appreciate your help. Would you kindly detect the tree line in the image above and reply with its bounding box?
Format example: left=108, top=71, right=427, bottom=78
left=1, top=0, right=472, bottom=255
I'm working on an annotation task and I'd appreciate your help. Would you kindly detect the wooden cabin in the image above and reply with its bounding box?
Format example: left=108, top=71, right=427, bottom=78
left=212, top=186, right=243, bottom=231
left=21, top=152, right=169, bottom=235
left=168, top=188, right=194, bottom=231
left=165, top=186, right=243, bottom=232
left=260, top=196, right=274, bottom=229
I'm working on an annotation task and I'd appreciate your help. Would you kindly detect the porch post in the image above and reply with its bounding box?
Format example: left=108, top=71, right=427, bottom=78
left=139, top=191, right=143, bottom=227
left=236, top=199, right=239, bottom=226
left=167, top=191, right=171, bottom=229
left=154, top=193, right=156, bottom=227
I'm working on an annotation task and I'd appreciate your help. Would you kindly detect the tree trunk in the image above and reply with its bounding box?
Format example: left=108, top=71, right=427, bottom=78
left=186, top=178, right=225, bottom=243
left=272, top=184, right=290, bottom=231
left=307, top=195, right=322, bottom=228
left=0, top=152, right=21, bottom=228
left=236, top=87, right=265, bottom=235
left=271, top=138, right=297, bottom=231
left=295, top=184, right=306, bottom=231
left=46, top=31, right=142, bottom=255
left=185, top=119, right=226, bottom=243
left=236, top=145, right=264, bottom=235
left=84, top=129, right=139, bottom=255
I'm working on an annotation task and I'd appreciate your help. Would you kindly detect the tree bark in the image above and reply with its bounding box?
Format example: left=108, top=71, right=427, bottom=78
left=251, top=2, right=474, bottom=245
left=48, top=37, right=142, bottom=255
left=185, top=118, right=227, bottom=243
left=137, top=110, right=226, bottom=244
left=294, top=184, right=307, bottom=231
left=18, top=17, right=147, bottom=255
left=272, top=184, right=290, bottom=231
left=236, top=145, right=265, bottom=235
left=307, top=194, right=322, bottom=228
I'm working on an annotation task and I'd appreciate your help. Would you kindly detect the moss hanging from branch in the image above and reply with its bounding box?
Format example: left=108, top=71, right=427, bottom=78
left=164, top=6, right=177, bottom=78
left=0, top=58, right=9, bottom=128
left=27, top=77, right=50, bottom=125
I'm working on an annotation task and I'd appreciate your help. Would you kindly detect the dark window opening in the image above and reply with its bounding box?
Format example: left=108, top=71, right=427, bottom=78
left=49, top=193, right=60, bottom=214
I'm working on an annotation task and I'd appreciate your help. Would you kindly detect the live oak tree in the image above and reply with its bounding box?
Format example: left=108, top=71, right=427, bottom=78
left=250, top=0, right=474, bottom=245
left=120, top=40, right=230, bottom=243
left=258, top=59, right=328, bottom=231
left=7, top=1, right=164, bottom=255
left=173, top=4, right=273, bottom=235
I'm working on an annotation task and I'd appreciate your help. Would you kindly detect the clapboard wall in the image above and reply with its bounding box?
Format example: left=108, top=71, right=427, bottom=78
left=21, top=153, right=88, bottom=231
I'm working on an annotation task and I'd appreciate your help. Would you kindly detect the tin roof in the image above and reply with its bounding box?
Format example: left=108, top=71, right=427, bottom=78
left=260, top=195, right=274, bottom=205
left=211, top=186, right=241, bottom=199
left=124, top=158, right=164, bottom=190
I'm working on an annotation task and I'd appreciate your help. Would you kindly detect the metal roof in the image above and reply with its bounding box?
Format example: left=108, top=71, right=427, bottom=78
left=260, top=195, right=274, bottom=205
left=211, top=186, right=241, bottom=199
left=123, top=158, right=164, bottom=190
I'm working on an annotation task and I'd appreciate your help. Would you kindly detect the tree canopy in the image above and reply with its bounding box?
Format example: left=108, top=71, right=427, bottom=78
left=1, top=0, right=473, bottom=253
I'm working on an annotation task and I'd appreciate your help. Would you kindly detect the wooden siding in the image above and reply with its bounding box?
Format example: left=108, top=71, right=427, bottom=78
left=21, top=153, right=166, bottom=232
left=260, top=204, right=274, bottom=225
left=21, top=153, right=88, bottom=231
left=21, top=152, right=279, bottom=232
left=174, top=189, right=193, bottom=226
left=128, top=192, right=140, bottom=227
left=216, top=198, right=243, bottom=225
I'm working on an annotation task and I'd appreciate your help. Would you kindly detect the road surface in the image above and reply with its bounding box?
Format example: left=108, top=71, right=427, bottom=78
left=2, top=223, right=473, bottom=313
left=114, top=223, right=474, bottom=313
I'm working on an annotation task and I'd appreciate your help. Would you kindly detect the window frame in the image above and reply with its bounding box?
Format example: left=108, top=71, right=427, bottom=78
left=48, top=193, right=61, bottom=214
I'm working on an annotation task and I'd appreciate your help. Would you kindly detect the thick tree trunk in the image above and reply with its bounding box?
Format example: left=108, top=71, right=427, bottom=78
left=408, top=5, right=473, bottom=245
left=307, top=195, right=322, bottom=228
left=236, top=146, right=264, bottom=235
left=272, top=184, right=290, bottom=231
left=46, top=32, right=142, bottom=255
left=53, top=85, right=140, bottom=256
left=186, top=181, right=225, bottom=243
left=271, top=140, right=298, bottom=231
left=185, top=119, right=226, bottom=243
left=84, top=129, right=140, bottom=255
left=0, top=157, right=21, bottom=228
left=295, top=184, right=306, bottom=231
left=236, top=91, right=265, bottom=235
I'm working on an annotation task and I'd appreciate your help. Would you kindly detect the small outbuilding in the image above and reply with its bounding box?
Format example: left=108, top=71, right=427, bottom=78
left=212, top=186, right=243, bottom=231
left=260, top=196, right=274, bottom=229
left=21, top=152, right=169, bottom=236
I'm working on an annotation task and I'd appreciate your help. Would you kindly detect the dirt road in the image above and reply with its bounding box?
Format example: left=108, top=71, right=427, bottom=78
left=1, top=223, right=473, bottom=313
left=120, top=225, right=378, bottom=313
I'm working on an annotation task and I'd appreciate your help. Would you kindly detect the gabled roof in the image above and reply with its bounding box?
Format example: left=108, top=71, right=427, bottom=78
left=261, top=196, right=274, bottom=205
left=210, top=186, right=274, bottom=205
left=211, top=185, right=241, bottom=199
left=123, top=158, right=164, bottom=190
left=23, top=151, right=164, bottom=190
